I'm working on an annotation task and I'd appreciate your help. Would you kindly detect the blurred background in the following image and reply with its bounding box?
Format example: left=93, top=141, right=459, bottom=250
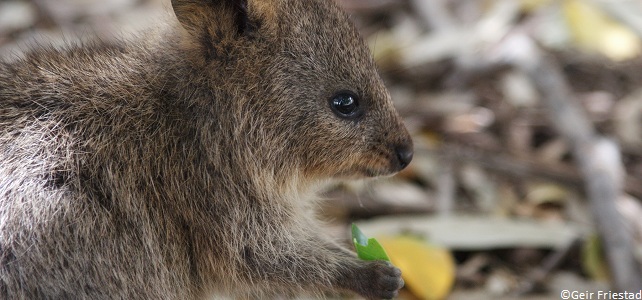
left=1, top=0, right=642, bottom=299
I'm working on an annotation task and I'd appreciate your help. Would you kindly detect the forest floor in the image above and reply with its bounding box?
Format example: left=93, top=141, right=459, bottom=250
left=1, top=0, right=641, bottom=299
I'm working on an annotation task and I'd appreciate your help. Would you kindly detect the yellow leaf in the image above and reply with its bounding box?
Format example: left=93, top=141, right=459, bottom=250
left=564, top=0, right=641, bottom=61
left=582, top=234, right=610, bottom=281
left=377, top=236, right=456, bottom=300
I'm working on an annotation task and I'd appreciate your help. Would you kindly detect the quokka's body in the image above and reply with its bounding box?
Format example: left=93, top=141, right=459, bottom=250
left=0, top=0, right=412, bottom=298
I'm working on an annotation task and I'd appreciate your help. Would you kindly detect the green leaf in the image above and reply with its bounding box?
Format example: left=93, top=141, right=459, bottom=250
left=351, top=223, right=390, bottom=261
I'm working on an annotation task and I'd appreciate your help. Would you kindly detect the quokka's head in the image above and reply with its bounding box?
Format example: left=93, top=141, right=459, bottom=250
left=171, top=0, right=412, bottom=180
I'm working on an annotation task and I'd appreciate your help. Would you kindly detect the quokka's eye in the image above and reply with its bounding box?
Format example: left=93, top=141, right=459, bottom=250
left=329, top=91, right=362, bottom=119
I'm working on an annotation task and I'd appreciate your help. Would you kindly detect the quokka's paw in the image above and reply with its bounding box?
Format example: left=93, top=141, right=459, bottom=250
left=348, top=260, right=404, bottom=299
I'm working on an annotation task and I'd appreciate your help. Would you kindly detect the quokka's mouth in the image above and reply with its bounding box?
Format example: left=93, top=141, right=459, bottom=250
left=334, top=141, right=414, bottom=179
left=342, top=166, right=399, bottom=179
left=333, top=168, right=379, bottom=179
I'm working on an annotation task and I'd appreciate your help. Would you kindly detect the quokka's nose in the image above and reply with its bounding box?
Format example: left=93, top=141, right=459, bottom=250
left=394, top=143, right=413, bottom=170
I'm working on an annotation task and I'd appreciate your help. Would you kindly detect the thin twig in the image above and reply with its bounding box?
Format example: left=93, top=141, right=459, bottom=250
left=516, top=239, right=581, bottom=295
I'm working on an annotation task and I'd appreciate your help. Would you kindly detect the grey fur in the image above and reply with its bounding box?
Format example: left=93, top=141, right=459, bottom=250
left=0, top=0, right=412, bottom=298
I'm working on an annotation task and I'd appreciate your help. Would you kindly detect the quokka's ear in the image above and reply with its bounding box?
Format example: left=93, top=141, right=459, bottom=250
left=171, top=0, right=252, bottom=38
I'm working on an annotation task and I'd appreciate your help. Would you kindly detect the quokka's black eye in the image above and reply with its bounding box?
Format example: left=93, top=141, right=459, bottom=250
left=329, top=91, right=362, bottom=119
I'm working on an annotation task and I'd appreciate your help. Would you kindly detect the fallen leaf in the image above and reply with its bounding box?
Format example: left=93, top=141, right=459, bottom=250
left=564, top=0, right=641, bottom=61
left=378, top=236, right=456, bottom=300
left=582, top=234, right=610, bottom=281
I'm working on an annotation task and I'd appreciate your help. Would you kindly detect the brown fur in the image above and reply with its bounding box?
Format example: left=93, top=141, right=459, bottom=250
left=0, top=0, right=412, bottom=298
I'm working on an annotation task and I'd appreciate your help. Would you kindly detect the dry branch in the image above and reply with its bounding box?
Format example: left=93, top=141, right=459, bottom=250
left=504, top=35, right=642, bottom=291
